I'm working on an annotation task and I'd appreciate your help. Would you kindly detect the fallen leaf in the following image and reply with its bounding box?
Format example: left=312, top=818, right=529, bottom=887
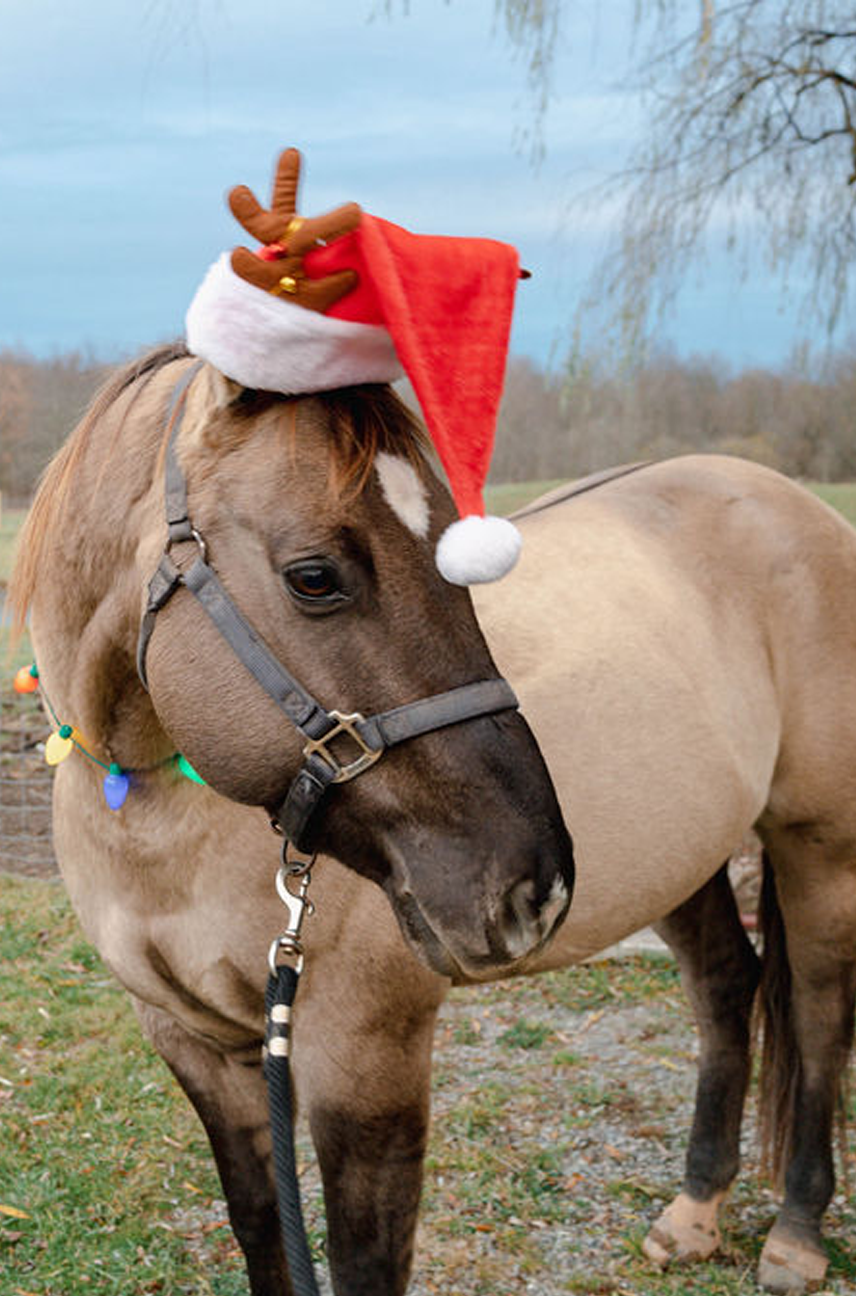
left=202, top=1220, right=230, bottom=1234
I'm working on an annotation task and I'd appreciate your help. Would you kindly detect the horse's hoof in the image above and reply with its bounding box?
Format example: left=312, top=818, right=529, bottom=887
left=758, top=1231, right=828, bottom=1294
left=642, top=1191, right=723, bottom=1268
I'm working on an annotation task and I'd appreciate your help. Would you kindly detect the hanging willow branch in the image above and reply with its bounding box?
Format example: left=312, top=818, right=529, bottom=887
left=459, top=1, right=856, bottom=349
left=580, top=1, right=856, bottom=349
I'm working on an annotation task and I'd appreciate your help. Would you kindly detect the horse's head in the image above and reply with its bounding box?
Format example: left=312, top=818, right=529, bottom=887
left=139, top=362, right=574, bottom=978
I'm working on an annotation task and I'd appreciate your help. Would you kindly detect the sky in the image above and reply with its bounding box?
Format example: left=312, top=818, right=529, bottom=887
left=0, top=0, right=837, bottom=371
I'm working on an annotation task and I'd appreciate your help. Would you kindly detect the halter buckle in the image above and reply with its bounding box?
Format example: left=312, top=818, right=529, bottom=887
left=166, top=525, right=208, bottom=563
left=302, top=710, right=383, bottom=784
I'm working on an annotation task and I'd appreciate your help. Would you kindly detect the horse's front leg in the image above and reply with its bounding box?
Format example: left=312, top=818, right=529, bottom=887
left=643, top=864, right=761, bottom=1268
left=293, top=942, right=445, bottom=1296
left=132, top=997, right=290, bottom=1296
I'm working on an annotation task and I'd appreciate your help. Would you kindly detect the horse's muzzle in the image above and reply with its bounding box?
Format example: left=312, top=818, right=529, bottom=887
left=382, top=828, right=574, bottom=980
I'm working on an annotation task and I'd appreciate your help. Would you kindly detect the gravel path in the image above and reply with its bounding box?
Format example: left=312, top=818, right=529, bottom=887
left=287, top=959, right=856, bottom=1296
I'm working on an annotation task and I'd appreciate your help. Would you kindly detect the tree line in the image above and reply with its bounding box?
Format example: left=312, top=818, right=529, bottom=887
left=0, top=351, right=110, bottom=502
left=2, top=343, right=856, bottom=503
left=491, top=347, right=856, bottom=485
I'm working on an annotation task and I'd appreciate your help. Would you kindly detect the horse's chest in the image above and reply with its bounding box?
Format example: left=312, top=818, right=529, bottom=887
left=96, top=897, right=268, bottom=1048
left=54, top=796, right=276, bottom=1050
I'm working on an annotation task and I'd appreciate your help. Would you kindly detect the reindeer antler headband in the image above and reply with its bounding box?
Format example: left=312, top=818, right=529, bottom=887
left=186, top=146, right=524, bottom=584
left=229, top=147, right=360, bottom=311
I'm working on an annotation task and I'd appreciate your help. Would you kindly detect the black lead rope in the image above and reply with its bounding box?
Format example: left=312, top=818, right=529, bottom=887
left=264, top=963, right=320, bottom=1296
left=264, top=847, right=321, bottom=1295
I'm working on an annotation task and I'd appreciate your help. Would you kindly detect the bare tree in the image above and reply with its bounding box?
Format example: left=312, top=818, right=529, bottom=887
left=594, top=2, right=856, bottom=350
left=414, top=2, right=856, bottom=349
left=0, top=358, right=32, bottom=500
left=0, top=351, right=106, bottom=501
left=492, top=338, right=856, bottom=483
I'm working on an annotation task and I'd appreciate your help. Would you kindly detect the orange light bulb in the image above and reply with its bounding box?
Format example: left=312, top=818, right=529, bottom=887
left=14, top=665, right=39, bottom=694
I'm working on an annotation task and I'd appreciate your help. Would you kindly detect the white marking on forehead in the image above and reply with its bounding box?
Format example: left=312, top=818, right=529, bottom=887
left=375, top=451, right=430, bottom=539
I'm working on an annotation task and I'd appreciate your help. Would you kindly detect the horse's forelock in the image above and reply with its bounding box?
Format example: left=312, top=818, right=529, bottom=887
left=321, top=384, right=429, bottom=501
left=184, top=380, right=429, bottom=502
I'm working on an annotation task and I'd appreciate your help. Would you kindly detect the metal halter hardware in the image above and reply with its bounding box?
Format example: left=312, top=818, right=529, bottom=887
left=137, top=363, right=520, bottom=851
left=300, top=711, right=384, bottom=783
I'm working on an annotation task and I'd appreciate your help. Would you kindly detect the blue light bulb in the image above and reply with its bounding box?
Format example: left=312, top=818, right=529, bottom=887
left=103, top=764, right=130, bottom=811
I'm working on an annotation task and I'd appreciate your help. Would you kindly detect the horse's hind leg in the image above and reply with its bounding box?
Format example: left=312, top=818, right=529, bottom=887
left=642, top=864, right=761, bottom=1268
left=754, top=841, right=856, bottom=1295
left=132, top=998, right=289, bottom=1296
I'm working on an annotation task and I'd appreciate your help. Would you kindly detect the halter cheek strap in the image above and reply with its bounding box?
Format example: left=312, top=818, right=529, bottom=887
left=137, top=364, right=518, bottom=851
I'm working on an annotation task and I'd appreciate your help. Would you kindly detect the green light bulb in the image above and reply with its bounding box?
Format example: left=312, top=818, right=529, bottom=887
left=177, top=754, right=206, bottom=786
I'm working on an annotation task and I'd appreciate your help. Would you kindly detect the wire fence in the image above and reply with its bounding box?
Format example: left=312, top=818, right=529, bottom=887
left=1, top=670, right=56, bottom=876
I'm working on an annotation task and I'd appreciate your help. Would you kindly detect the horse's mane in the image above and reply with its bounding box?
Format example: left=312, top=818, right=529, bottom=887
left=8, top=342, right=426, bottom=633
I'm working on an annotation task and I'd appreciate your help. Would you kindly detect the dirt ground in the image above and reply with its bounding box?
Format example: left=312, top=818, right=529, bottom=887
left=0, top=687, right=54, bottom=878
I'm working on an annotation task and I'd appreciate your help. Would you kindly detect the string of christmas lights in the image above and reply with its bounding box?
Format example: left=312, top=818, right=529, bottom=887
left=13, top=662, right=206, bottom=810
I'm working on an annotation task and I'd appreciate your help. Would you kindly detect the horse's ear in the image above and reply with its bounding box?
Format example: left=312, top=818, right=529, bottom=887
left=200, top=363, right=244, bottom=411
left=179, top=363, right=248, bottom=456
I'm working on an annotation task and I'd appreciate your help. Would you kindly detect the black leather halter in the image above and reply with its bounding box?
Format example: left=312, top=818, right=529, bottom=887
left=137, top=363, right=519, bottom=851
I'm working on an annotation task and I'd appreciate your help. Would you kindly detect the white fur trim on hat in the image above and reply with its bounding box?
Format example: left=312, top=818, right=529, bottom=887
left=186, top=253, right=403, bottom=393
left=435, top=514, right=522, bottom=585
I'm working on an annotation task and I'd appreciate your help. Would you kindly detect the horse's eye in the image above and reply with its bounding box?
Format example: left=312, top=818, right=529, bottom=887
left=284, top=560, right=347, bottom=606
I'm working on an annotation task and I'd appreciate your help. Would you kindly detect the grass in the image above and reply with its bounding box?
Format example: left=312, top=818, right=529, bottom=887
left=485, top=479, right=567, bottom=515
left=2, top=879, right=855, bottom=1294
left=810, top=481, right=856, bottom=528
left=0, top=877, right=249, bottom=1295
left=487, top=477, right=856, bottom=527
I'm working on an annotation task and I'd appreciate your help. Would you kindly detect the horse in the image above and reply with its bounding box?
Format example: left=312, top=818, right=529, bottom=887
left=9, top=346, right=856, bottom=1296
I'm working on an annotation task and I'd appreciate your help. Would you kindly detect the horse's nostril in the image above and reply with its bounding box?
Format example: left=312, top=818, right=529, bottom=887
left=500, top=879, right=540, bottom=959
left=540, top=873, right=570, bottom=935
left=506, top=876, right=536, bottom=927
left=499, top=874, right=569, bottom=961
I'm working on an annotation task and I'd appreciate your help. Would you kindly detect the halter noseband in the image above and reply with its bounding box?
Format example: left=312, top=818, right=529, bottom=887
left=137, top=363, right=519, bottom=851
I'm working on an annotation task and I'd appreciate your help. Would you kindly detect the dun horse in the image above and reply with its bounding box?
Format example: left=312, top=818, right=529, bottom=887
left=10, top=348, right=856, bottom=1296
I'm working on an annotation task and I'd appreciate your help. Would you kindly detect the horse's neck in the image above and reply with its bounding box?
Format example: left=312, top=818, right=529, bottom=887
left=32, top=372, right=175, bottom=771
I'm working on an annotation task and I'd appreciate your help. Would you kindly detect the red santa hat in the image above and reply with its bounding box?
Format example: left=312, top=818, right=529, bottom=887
left=185, top=147, right=523, bottom=584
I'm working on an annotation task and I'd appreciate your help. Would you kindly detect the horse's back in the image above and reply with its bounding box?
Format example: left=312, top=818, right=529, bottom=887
left=475, top=455, right=856, bottom=962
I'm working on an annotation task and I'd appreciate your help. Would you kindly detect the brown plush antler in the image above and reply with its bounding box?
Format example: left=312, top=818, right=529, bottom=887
left=229, top=147, right=361, bottom=314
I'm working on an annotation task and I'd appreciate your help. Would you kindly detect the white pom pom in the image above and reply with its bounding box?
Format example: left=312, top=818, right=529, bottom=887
left=435, top=515, right=522, bottom=586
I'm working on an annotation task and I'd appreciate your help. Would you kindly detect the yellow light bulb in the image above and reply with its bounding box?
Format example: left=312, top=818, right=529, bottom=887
left=45, top=726, right=75, bottom=766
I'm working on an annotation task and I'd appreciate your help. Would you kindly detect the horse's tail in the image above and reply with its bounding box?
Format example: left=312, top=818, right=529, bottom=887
left=756, top=850, right=799, bottom=1184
